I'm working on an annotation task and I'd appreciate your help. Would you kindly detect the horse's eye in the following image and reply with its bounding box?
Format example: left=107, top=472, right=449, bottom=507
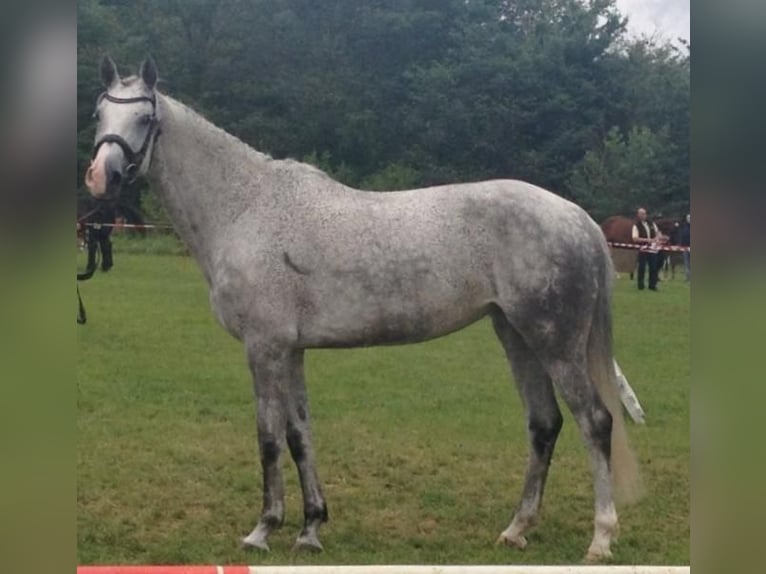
left=93, top=111, right=100, bottom=121
left=139, top=114, right=152, bottom=125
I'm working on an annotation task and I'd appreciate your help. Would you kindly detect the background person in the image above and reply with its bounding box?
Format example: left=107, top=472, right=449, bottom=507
left=631, top=207, right=660, bottom=291
left=679, top=213, right=690, bottom=281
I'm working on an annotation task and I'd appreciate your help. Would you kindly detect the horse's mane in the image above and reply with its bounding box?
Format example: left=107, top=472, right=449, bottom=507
left=118, top=76, right=143, bottom=87
left=158, top=89, right=334, bottom=184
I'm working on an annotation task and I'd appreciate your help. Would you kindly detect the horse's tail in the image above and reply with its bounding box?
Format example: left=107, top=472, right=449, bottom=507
left=587, top=251, right=642, bottom=505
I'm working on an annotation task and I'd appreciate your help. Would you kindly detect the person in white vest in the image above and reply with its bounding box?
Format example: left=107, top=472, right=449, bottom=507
left=631, top=207, right=661, bottom=291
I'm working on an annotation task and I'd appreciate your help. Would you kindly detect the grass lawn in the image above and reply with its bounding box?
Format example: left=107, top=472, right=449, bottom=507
left=77, top=249, right=689, bottom=565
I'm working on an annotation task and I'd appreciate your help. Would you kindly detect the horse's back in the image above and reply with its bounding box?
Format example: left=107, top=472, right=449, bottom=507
left=363, top=178, right=602, bottom=242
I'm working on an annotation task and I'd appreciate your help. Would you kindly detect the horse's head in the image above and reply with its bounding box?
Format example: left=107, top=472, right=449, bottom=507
left=655, top=217, right=685, bottom=244
left=85, top=56, right=162, bottom=199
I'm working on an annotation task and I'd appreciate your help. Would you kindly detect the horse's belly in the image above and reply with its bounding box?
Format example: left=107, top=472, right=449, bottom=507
left=296, top=275, right=493, bottom=348
left=299, top=306, right=491, bottom=348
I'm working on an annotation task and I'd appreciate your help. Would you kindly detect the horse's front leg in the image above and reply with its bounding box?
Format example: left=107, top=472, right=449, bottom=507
left=241, top=342, right=293, bottom=551
left=285, top=349, right=328, bottom=552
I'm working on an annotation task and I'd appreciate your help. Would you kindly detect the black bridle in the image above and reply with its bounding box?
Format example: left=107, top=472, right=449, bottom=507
left=92, top=92, right=162, bottom=183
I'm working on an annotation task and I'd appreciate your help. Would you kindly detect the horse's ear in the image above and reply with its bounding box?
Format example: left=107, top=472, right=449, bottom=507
left=139, top=56, right=158, bottom=90
left=100, top=55, right=119, bottom=87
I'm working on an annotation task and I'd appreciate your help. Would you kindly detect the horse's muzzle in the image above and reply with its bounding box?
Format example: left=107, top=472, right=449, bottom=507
left=85, top=142, right=128, bottom=199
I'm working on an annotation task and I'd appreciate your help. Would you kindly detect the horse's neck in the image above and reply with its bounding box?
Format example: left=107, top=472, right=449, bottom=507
left=147, top=94, right=274, bottom=279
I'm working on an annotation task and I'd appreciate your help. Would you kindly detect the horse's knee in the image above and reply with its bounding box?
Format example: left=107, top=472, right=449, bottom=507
left=259, top=437, right=281, bottom=466
left=590, top=406, right=613, bottom=459
left=286, top=422, right=309, bottom=464
left=528, top=413, right=563, bottom=458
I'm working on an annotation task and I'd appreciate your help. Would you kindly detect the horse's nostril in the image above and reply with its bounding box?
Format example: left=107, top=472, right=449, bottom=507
left=108, top=170, right=122, bottom=187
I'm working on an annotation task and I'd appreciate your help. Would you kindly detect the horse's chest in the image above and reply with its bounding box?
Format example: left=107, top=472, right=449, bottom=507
left=209, top=283, right=247, bottom=340
left=208, top=266, right=298, bottom=341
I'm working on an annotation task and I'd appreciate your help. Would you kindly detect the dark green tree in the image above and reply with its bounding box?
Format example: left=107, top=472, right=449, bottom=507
left=77, top=0, right=689, bottom=220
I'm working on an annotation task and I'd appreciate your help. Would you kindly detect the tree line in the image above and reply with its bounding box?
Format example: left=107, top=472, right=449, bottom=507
left=77, top=0, right=689, bottom=224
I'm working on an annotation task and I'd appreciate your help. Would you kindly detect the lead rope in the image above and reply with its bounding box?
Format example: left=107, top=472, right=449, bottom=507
left=77, top=285, right=87, bottom=324
left=77, top=226, right=101, bottom=324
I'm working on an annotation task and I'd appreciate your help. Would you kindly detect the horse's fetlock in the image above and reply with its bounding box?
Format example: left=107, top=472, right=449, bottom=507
left=305, top=502, right=328, bottom=524
left=261, top=512, right=284, bottom=529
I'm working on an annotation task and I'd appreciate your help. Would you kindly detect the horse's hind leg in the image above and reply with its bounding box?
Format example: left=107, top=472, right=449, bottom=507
left=285, top=351, right=328, bottom=552
left=539, top=354, right=618, bottom=561
left=492, top=312, right=563, bottom=550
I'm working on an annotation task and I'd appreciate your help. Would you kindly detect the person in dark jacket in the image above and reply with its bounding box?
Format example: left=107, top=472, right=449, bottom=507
left=679, top=213, right=690, bottom=281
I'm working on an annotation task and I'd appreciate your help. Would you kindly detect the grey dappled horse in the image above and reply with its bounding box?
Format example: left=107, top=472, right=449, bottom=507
left=85, top=57, right=639, bottom=561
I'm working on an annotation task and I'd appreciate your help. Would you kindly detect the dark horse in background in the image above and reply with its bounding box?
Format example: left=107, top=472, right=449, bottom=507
left=600, top=216, right=638, bottom=278
left=600, top=215, right=684, bottom=280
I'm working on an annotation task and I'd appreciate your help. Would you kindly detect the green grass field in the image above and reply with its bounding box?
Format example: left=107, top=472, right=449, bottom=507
left=77, top=248, right=689, bottom=566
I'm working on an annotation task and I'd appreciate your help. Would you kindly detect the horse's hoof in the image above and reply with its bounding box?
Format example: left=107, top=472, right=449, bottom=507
left=584, top=547, right=612, bottom=562
left=496, top=532, right=527, bottom=550
left=292, top=534, right=324, bottom=553
left=242, top=536, right=270, bottom=552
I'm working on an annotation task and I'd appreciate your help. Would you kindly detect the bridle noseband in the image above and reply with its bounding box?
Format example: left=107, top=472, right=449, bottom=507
left=92, top=92, right=162, bottom=183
